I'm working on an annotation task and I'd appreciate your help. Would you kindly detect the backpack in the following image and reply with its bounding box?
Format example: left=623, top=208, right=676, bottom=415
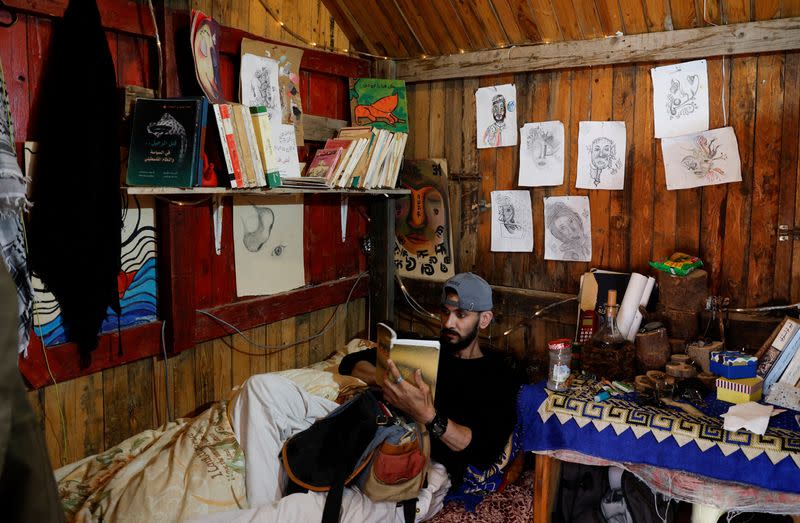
left=280, top=389, right=430, bottom=523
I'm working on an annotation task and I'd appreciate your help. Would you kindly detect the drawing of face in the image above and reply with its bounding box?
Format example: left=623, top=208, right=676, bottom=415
left=396, top=184, right=446, bottom=254
left=491, top=94, right=506, bottom=123
left=500, top=204, right=515, bottom=224
left=590, top=137, right=615, bottom=171
left=547, top=202, right=585, bottom=245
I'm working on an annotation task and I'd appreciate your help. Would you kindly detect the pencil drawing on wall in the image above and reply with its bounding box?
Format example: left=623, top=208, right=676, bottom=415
left=240, top=53, right=282, bottom=126
left=544, top=196, right=591, bottom=262
left=491, top=190, right=533, bottom=252
left=651, top=59, right=709, bottom=138
left=233, top=195, right=304, bottom=297
left=661, top=126, right=741, bottom=190
left=475, top=84, right=517, bottom=149
left=519, top=121, right=564, bottom=187
left=576, top=121, right=626, bottom=190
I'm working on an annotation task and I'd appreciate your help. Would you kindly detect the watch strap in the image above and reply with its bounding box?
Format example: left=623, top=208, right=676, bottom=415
left=426, top=411, right=447, bottom=438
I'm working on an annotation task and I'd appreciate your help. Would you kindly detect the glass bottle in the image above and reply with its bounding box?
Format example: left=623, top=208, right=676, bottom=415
left=592, top=290, right=626, bottom=350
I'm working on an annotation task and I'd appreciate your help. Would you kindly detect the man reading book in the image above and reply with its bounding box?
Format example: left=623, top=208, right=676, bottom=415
left=339, top=272, right=522, bottom=488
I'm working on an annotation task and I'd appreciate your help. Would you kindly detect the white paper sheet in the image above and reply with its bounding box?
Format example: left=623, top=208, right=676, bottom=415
left=233, top=195, right=305, bottom=297
left=476, top=84, right=518, bottom=149
left=491, top=190, right=533, bottom=252
left=240, top=53, right=282, bottom=127
left=661, top=126, right=741, bottom=190
left=519, top=121, right=564, bottom=186
left=651, top=59, right=709, bottom=138
left=721, top=401, right=774, bottom=436
left=617, top=273, right=656, bottom=341
left=273, top=123, right=301, bottom=179
left=575, top=121, right=626, bottom=190
left=544, top=196, right=592, bottom=262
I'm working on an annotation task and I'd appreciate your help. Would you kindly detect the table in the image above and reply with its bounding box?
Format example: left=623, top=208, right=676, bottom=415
left=515, top=380, right=800, bottom=521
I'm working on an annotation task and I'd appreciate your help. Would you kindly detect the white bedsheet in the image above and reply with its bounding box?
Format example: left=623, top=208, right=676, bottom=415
left=190, top=374, right=450, bottom=523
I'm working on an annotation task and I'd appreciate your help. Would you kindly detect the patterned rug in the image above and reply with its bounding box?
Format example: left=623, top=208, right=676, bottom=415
left=429, top=469, right=534, bottom=523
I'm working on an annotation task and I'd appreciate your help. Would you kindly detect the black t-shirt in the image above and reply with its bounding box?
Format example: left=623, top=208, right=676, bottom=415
left=339, top=346, right=522, bottom=484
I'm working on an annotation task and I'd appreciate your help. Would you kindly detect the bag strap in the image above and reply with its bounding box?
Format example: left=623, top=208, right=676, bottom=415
left=321, top=467, right=347, bottom=523
left=401, top=498, right=417, bottom=523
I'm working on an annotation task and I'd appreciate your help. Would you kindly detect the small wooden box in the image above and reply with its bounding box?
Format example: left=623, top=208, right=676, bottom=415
left=716, top=376, right=763, bottom=404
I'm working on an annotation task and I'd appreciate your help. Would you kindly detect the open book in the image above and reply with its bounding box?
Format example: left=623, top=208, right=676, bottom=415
left=376, top=323, right=441, bottom=401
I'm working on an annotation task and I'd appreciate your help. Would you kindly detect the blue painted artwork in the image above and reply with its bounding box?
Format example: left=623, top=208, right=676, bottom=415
left=32, top=196, right=158, bottom=346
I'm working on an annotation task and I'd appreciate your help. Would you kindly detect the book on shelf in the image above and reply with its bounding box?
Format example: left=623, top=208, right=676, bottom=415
left=126, top=97, right=206, bottom=187
left=210, top=104, right=235, bottom=187
left=306, top=147, right=343, bottom=182
left=216, top=103, right=244, bottom=188
left=230, top=103, right=259, bottom=188
left=237, top=104, right=266, bottom=187
left=375, top=323, right=440, bottom=401
left=250, top=106, right=281, bottom=188
left=758, top=316, right=800, bottom=393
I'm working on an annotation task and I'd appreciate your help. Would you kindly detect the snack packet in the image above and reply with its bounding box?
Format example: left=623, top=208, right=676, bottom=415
left=648, top=252, right=703, bottom=276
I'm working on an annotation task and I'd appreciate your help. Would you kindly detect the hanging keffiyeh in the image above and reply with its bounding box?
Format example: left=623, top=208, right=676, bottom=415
left=0, top=59, right=32, bottom=356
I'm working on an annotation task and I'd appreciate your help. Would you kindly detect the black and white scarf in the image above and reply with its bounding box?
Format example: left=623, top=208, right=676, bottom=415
left=0, top=59, right=32, bottom=356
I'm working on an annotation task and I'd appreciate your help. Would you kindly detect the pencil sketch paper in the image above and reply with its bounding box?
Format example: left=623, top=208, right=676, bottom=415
left=476, top=84, right=517, bottom=149
left=233, top=195, right=305, bottom=297
left=491, top=191, right=533, bottom=252
left=544, top=196, right=592, bottom=262
left=575, top=121, right=626, bottom=190
left=519, top=121, right=564, bottom=186
left=661, top=126, right=741, bottom=190
left=240, top=53, right=282, bottom=127
left=273, top=123, right=301, bottom=179
left=651, top=60, right=709, bottom=138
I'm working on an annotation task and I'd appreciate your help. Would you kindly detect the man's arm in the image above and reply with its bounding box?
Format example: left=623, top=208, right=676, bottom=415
left=381, top=360, right=473, bottom=452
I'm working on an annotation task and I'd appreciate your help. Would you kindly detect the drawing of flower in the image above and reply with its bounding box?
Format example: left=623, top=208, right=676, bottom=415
left=681, top=135, right=727, bottom=181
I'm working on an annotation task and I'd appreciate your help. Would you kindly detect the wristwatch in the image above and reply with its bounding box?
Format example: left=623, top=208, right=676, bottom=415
left=426, top=411, right=448, bottom=438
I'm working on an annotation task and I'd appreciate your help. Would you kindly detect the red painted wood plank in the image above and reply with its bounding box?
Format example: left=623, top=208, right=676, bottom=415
left=19, top=321, right=164, bottom=389
left=0, top=14, right=29, bottom=156
left=217, top=25, right=369, bottom=79
left=306, top=72, right=345, bottom=119
left=6, top=0, right=156, bottom=38
left=194, top=274, right=369, bottom=343
left=25, top=15, right=52, bottom=142
left=116, top=33, right=151, bottom=88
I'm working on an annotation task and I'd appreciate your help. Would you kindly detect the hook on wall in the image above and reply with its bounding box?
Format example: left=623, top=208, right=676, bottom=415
left=0, top=0, right=18, bottom=28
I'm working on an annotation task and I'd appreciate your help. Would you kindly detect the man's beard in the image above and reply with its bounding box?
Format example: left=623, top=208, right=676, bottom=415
left=439, top=323, right=479, bottom=353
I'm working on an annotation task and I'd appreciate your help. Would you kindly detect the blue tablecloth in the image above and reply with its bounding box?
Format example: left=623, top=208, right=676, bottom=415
left=515, top=380, right=800, bottom=494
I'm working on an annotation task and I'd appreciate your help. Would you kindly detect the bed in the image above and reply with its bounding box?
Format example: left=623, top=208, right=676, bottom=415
left=55, top=339, right=375, bottom=522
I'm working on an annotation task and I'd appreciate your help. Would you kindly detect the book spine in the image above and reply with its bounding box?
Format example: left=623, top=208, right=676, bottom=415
left=219, top=104, right=243, bottom=188
left=211, top=104, right=235, bottom=181
left=230, top=105, right=255, bottom=187
left=778, top=349, right=800, bottom=387
left=240, top=105, right=266, bottom=187
left=196, top=98, right=209, bottom=186
left=249, top=107, right=281, bottom=188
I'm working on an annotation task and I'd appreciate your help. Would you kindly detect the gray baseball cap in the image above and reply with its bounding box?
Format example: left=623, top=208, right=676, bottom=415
left=441, top=272, right=493, bottom=312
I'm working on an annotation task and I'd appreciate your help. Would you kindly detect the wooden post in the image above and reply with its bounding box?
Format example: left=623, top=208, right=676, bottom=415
left=368, top=196, right=396, bottom=335
left=532, top=454, right=561, bottom=523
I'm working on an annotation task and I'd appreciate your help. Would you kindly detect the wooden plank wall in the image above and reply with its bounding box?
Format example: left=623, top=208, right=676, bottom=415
left=403, top=11, right=800, bottom=368
left=3, top=4, right=364, bottom=468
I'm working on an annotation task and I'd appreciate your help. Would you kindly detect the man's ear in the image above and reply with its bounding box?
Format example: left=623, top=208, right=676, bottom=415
left=478, top=311, right=493, bottom=329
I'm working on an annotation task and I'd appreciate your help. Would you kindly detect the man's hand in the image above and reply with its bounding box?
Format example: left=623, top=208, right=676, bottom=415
left=381, top=359, right=435, bottom=424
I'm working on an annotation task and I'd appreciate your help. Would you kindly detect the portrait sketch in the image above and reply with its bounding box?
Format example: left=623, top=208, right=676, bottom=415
left=476, top=84, right=517, bottom=149
left=576, top=121, right=626, bottom=190
left=544, top=196, right=592, bottom=262
left=651, top=60, right=709, bottom=138
left=491, top=191, right=533, bottom=252
left=661, top=126, right=741, bottom=190
left=240, top=53, right=282, bottom=126
left=519, top=121, right=564, bottom=187
left=190, top=10, right=223, bottom=103
left=394, top=159, right=454, bottom=281
left=233, top=195, right=304, bottom=297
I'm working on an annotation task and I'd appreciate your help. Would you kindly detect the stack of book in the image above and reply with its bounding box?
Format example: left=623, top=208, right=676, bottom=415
left=211, top=103, right=281, bottom=189
left=304, top=126, right=408, bottom=189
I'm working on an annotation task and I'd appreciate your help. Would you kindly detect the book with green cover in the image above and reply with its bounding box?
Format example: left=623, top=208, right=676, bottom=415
left=376, top=323, right=440, bottom=401
left=126, top=97, right=204, bottom=187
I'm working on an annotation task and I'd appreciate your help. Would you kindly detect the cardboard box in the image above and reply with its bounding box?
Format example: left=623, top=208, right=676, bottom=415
left=716, top=376, right=763, bottom=404
left=710, top=351, right=758, bottom=379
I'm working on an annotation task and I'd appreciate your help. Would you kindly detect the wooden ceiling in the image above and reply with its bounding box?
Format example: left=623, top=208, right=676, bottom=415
left=321, top=0, right=800, bottom=59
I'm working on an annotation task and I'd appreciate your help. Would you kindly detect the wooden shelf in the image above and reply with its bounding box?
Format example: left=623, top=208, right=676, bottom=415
left=125, top=186, right=411, bottom=196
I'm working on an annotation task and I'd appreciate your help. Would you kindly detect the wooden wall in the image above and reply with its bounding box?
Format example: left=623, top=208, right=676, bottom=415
left=3, top=1, right=365, bottom=468
left=402, top=6, right=800, bottom=364
left=192, top=0, right=349, bottom=53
